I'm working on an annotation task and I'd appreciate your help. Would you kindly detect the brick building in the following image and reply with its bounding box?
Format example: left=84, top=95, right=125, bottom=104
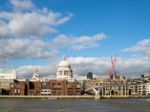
left=65, top=81, right=81, bottom=95
left=28, top=80, right=41, bottom=95
left=10, top=79, right=41, bottom=96
left=9, top=79, right=81, bottom=96
left=10, top=79, right=27, bottom=95
left=43, top=80, right=81, bottom=95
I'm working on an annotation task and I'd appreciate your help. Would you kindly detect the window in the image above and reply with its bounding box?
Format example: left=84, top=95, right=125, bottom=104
left=64, top=71, right=68, bottom=75
left=10, top=84, right=14, bottom=88
left=59, top=71, right=62, bottom=75
left=18, top=89, right=20, bottom=94
left=15, top=89, right=17, bottom=94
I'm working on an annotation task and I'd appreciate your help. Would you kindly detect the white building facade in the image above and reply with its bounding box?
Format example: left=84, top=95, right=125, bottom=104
left=137, top=83, right=146, bottom=95
left=0, top=70, right=16, bottom=79
left=56, top=56, right=73, bottom=80
left=146, top=82, right=150, bottom=95
left=32, top=67, right=40, bottom=81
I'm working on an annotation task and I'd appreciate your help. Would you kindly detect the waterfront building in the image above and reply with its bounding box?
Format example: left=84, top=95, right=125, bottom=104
left=56, top=56, right=73, bottom=80
left=146, top=82, right=150, bottom=95
left=137, top=83, right=146, bottom=95
left=10, top=79, right=27, bottom=95
left=9, top=55, right=81, bottom=96
left=0, top=70, right=17, bottom=95
left=0, top=79, right=15, bottom=95
left=10, top=79, right=42, bottom=96
left=28, top=80, right=41, bottom=95
left=41, top=80, right=51, bottom=95
left=49, top=79, right=81, bottom=95
left=9, top=79, right=81, bottom=96
left=0, top=79, right=15, bottom=89
left=83, top=74, right=150, bottom=96
left=83, top=77, right=138, bottom=96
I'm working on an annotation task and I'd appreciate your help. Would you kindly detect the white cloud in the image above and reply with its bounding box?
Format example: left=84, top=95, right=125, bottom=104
left=56, top=13, right=73, bottom=25
left=53, top=33, right=106, bottom=50
left=0, top=21, right=11, bottom=37
left=123, top=38, right=150, bottom=56
left=12, top=56, right=150, bottom=79
left=0, top=33, right=106, bottom=62
left=16, top=64, right=58, bottom=79
left=0, top=0, right=106, bottom=65
left=2, top=0, right=149, bottom=79
left=72, top=33, right=106, bottom=50
left=69, top=56, right=150, bottom=77
left=8, top=11, right=57, bottom=36
left=10, top=0, right=35, bottom=11
left=0, top=38, right=57, bottom=61
left=52, top=34, right=72, bottom=48
left=0, top=2, right=72, bottom=37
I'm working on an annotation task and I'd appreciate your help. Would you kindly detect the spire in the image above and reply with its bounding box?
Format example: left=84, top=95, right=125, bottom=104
left=34, top=66, right=39, bottom=74
left=63, top=54, right=67, bottom=60
left=32, top=66, right=40, bottom=81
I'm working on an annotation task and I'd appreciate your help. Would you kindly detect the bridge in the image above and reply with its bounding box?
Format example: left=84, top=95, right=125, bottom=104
left=84, top=85, right=108, bottom=100
left=84, top=83, right=128, bottom=100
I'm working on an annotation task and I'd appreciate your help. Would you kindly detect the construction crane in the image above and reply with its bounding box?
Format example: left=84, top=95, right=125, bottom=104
left=108, top=56, right=117, bottom=79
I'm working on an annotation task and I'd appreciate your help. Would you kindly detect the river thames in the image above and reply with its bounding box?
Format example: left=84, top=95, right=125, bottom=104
left=0, top=99, right=150, bottom=112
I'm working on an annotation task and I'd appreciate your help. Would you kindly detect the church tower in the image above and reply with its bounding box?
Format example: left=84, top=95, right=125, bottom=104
left=32, top=66, right=40, bottom=81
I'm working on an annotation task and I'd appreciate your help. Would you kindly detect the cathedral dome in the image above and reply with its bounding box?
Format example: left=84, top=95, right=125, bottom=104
left=56, top=56, right=73, bottom=80
left=58, top=57, right=71, bottom=67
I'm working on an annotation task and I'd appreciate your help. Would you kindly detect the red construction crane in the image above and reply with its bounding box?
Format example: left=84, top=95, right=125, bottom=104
left=108, top=56, right=117, bottom=79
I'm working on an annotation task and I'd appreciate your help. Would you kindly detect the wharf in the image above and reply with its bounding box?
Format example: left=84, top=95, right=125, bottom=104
left=0, top=95, right=94, bottom=99
left=0, top=95, right=149, bottom=100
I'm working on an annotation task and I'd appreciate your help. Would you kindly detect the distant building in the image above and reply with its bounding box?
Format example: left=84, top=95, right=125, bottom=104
left=87, top=72, right=93, bottom=80
left=9, top=55, right=82, bottom=96
left=0, top=70, right=16, bottom=79
left=145, top=82, right=150, bottom=95
left=32, top=67, right=40, bottom=81
left=137, top=83, right=146, bottom=95
left=56, top=56, right=73, bottom=80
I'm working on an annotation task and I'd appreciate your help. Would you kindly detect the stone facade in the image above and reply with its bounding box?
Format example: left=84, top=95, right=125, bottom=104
left=83, top=78, right=138, bottom=96
left=56, top=56, right=73, bottom=80
left=0, top=70, right=16, bottom=80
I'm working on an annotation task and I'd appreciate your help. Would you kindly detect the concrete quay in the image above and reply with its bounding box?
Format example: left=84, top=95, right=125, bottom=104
left=102, top=95, right=150, bottom=99
left=0, top=95, right=149, bottom=100
left=0, top=95, right=94, bottom=99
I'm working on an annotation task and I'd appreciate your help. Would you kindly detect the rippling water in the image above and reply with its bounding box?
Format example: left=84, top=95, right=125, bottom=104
left=0, top=98, right=150, bottom=112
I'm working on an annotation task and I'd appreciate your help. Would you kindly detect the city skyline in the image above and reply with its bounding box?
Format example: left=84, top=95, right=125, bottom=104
left=0, top=0, right=150, bottom=79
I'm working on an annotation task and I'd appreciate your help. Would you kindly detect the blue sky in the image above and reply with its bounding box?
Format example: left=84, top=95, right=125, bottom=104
left=37, top=0, right=150, bottom=57
left=0, top=0, right=150, bottom=78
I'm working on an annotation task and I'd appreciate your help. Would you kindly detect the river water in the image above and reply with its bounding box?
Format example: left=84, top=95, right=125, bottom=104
left=0, top=98, right=150, bottom=112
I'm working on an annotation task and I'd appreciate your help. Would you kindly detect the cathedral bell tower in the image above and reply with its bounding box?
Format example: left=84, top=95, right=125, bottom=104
left=32, top=66, right=40, bottom=81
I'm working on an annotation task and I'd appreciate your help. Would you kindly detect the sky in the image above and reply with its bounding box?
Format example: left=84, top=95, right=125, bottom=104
left=0, top=0, right=150, bottom=79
